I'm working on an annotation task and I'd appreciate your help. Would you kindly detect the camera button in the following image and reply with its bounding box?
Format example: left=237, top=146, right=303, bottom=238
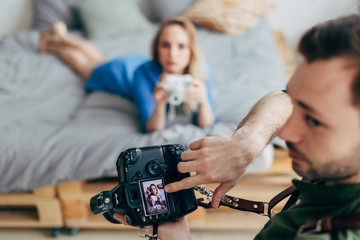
left=136, top=208, right=143, bottom=216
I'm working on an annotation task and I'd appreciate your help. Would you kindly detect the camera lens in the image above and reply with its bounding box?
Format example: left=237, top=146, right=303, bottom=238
left=146, top=161, right=162, bottom=177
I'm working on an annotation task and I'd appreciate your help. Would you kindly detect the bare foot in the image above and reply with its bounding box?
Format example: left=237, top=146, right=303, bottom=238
left=40, top=31, right=63, bottom=54
left=52, top=21, right=68, bottom=39
left=40, top=22, right=68, bottom=53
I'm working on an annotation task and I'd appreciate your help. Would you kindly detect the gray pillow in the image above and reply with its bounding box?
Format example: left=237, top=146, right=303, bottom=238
left=138, top=0, right=197, bottom=22
left=32, top=0, right=85, bottom=30
left=75, top=0, right=153, bottom=39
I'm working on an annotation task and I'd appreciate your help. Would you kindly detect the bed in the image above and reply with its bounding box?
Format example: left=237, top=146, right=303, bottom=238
left=0, top=0, right=287, bottom=193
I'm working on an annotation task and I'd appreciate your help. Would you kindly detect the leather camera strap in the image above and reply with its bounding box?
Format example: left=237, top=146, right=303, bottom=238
left=145, top=224, right=158, bottom=240
left=298, top=212, right=360, bottom=234
left=219, top=185, right=298, bottom=217
left=218, top=185, right=360, bottom=233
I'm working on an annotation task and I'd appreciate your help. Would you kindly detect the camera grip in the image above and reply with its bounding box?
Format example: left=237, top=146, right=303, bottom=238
left=103, top=211, right=121, bottom=224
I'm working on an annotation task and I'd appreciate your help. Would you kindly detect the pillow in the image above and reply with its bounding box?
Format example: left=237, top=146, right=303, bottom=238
left=183, top=0, right=274, bottom=34
left=32, top=0, right=85, bottom=30
left=138, top=0, right=197, bottom=22
left=74, top=0, right=153, bottom=39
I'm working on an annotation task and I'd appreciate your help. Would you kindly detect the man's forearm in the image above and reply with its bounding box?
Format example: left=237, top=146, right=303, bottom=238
left=233, top=91, right=293, bottom=150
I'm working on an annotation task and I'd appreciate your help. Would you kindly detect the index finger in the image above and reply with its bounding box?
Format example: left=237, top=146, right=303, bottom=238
left=181, top=150, right=197, bottom=161
left=188, top=138, right=205, bottom=150
left=182, top=138, right=209, bottom=160
left=165, top=174, right=203, bottom=193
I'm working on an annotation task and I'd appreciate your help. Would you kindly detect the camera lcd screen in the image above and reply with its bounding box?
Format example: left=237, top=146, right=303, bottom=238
left=140, top=178, right=170, bottom=216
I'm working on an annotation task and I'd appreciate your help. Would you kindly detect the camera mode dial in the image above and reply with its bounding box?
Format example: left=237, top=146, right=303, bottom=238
left=146, top=160, right=162, bottom=177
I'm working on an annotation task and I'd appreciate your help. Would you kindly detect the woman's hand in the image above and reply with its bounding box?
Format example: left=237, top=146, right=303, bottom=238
left=153, top=73, right=170, bottom=105
left=153, top=82, right=169, bottom=105
left=186, top=78, right=214, bottom=127
left=145, top=73, right=169, bottom=132
left=185, top=78, right=208, bottom=105
left=156, top=194, right=161, bottom=201
left=113, top=214, right=192, bottom=240
left=149, top=197, right=155, bottom=206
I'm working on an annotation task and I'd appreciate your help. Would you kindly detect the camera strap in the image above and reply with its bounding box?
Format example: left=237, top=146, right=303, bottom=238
left=196, top=185, right=360, bottom=234
left=150, top=224, right=158, bottom=240
left=221, top=185, right=298, bottom=217
left=138, top=224, right=158, bottom=240
left=297, top=212, right=360, bottom=234
left=196, top=184, right=298, bottom=217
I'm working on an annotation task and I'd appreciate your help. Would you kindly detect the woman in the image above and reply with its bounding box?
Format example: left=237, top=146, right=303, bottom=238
left=148, top=184, right=165, bottom=207
left=41, top=17, right=214, bottom=132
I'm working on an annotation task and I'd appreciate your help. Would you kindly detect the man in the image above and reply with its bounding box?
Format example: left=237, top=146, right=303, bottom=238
left=115, top=14, right=360, bottom=239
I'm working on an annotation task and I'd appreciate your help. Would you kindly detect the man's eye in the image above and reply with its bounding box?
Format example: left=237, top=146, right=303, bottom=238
left=306, top=116, right=322, bottom=127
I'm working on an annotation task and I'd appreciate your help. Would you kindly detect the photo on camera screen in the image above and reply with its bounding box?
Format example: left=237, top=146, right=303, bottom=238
left=140, top=178, right=170, bottom=216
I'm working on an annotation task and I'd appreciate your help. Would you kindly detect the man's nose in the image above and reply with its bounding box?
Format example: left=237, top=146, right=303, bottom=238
left=278, top=113, right=302, bottom=143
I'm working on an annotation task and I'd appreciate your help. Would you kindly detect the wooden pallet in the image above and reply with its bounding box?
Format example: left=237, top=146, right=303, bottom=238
left=57, top=148, right=298, bottom=232
left=0, top=186, right=64, bottom=236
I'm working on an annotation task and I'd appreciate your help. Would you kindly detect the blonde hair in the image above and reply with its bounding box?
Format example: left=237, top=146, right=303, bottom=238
left=151, top=16, right=207, bottom=82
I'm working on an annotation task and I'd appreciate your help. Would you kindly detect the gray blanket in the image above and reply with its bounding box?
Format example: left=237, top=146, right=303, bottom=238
left=0, top=19, right=286, bottom=192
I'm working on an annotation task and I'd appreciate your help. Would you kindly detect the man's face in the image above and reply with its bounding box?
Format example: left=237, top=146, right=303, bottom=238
left=278, top=56, right=360, bottom=184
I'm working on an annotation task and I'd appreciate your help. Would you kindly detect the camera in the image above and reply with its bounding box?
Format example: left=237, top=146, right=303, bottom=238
left=90, top=144, right=198, bottom=227
left=162, top=74, right=192, bottom=106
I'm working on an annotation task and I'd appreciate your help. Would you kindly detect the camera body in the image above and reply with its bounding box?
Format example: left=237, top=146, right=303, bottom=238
left=90, top=144, right=198, bottom=227
left=162, top=74, right=192, bottom=106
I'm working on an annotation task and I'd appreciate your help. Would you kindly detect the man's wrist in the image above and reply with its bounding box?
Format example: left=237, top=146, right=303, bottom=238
left=232, top=125, right=270, bottom=159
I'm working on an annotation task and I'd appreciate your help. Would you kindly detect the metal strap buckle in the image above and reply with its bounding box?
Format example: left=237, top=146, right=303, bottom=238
left=195, top=185, right=214, bottom=209
left=260, top=202, right=271, bottom=217
left=197, top=198, right=212, bottom=209
left=138, top=228, right=158, bottom=240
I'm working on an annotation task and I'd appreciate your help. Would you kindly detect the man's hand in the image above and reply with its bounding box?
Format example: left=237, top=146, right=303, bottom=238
left=165, top=91, right=292, bottom=208
left=165, top=131, right=265, bottom=208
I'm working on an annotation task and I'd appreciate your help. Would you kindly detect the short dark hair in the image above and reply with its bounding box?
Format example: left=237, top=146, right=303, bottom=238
left=298, top=14, right=360, bottom=106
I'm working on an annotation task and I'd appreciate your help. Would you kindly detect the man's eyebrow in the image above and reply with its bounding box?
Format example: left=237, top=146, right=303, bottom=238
left=298, top=101, right=314, bottom=112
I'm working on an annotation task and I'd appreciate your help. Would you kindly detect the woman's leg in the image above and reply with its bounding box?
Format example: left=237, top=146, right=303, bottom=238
left=51, top=22, right=104, bottom=64
left=46, top=41, right=97, bottom=79
left=41, top=22, right=105, bottom=80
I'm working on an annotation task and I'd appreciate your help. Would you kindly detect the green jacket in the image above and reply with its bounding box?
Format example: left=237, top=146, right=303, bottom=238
left=254, top=180, right=360, bottom=240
